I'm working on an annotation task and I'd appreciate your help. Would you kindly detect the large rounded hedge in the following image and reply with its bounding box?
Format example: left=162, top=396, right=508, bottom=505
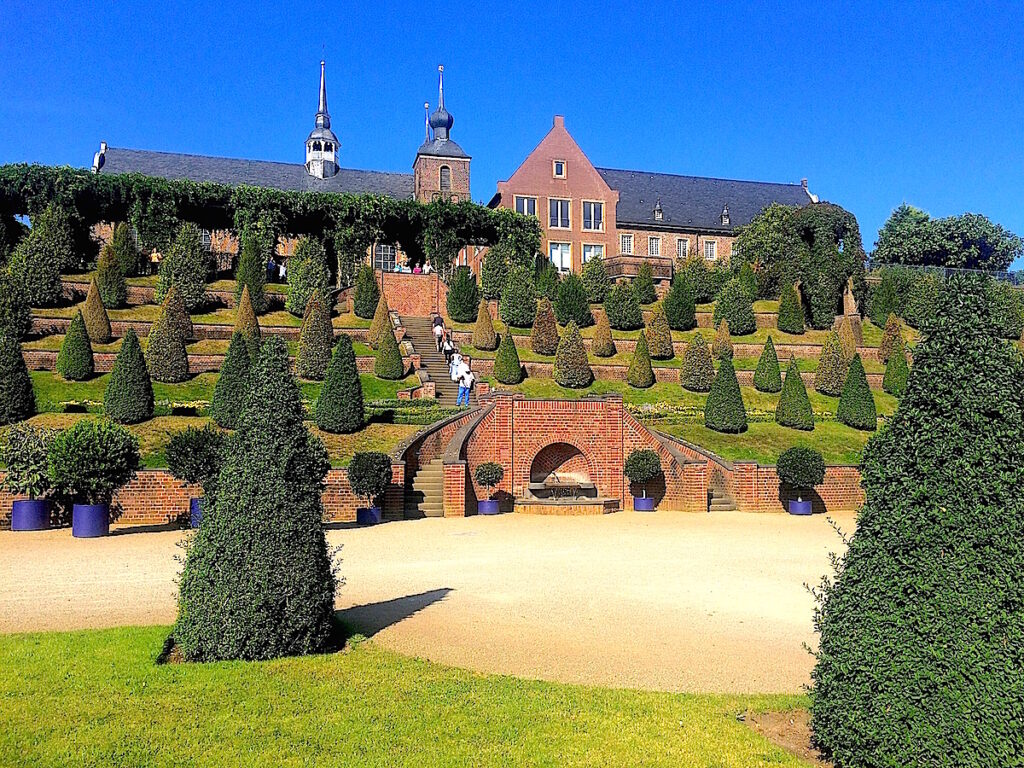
left=480, top=244, right=509, bottom=301
left=775, top=358, right=814, bottom=431
left=680, top=334, right=714, bottom=393
left=712, top=278, right=756, bottom=336
left=493, top=331, right=523, bottom=384
left=835, top=354, right=876, bottom=431
left=604, top=282, right=643, bottom=330
left=499, top=265, right=537, bottom=329
left=56, top=311, right=95, bottom=381
left=353, top=264, right=380, bottom=320
left=104, top=329, right=154, bottom=424
left=314, top=335, right=364, bottom=434
left=210, top=331, right=251, bottom=429
left=446, top=266, right=479, bottom=324
left=663, top=275, right=696, bottom=331
left=297, top=290, right=333, bottom=380
left=0, top=332, right=35, bottom=425
left=704, top=358, right=747, bottom=433
left=555, top=273, right=593, bottom=328
left=753, top=335, right=782, bottom=393
left=553, top=322, right=592, bottom=389
left=627, top=330, right=654, bottom=389
left=530, top=298, right=558, bottom=356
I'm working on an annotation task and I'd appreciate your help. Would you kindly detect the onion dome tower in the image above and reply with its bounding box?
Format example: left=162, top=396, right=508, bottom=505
left=305, top=60, right=339, bottom=179
left=414, top=65, right=471, bottom=203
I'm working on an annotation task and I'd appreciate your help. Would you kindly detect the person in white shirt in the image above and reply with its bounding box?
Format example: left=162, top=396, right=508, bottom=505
left=449, top=351, right=462, bottom=382
left=457, top=366, right=474, bottom=406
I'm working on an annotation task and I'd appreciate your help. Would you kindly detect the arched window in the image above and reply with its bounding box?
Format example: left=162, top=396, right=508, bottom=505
left=439, top=165, right=451, bottom=191
left=324, top=142, right=333, bottom=152
left=312, top=141, right=322, bottom=152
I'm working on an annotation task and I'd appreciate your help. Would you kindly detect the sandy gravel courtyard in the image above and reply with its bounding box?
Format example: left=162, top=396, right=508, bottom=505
left=0, top=510, right=853, bottom=693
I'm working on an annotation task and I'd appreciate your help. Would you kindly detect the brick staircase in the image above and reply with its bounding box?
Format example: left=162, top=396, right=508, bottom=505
left=405, top=458, right=445, bottom=518
left=401, top=316, right=468, bottom=406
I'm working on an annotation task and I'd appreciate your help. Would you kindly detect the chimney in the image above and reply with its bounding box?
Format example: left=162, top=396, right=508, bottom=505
left=553, top=115, right=565, bottom=129
left=801, top=178, right=808, bottom=189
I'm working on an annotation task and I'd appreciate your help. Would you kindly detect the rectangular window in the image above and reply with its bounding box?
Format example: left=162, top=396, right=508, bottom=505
left=676, top=238, right=689, bottom=259
left=549, top=242, right=571, bottom=273
left=704, top=240, right=717, bottom=261
left=374, top=243, right=397, bottom=271
left=582, top=201, right=603, bottom=231
left=515, top=196, right=537, bottom=217
left=582, top=244, right=604, bottom=264
left=199, top=229, right=212, bottom=251
left=553, top=160, right=566, bottom=178
left=648, top=236, right=660, bottom=257
left=549, top=198, right=570, bottom=229
left=620, top=234, right=633, bottom=255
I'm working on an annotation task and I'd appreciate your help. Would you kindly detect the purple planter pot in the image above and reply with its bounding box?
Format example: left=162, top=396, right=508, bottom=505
left=478, top=499, right=500, bottom=515
left=356, top=506, right=382, bottom=526
left=189, top=498, right=204, bottom=529
left=72, top=503, right=110, bottom=538
left=634, top=496, right=656, bottom=512
left=789, top=499, right=812, bottom=516
left=11, top=499, right=51, bottom=531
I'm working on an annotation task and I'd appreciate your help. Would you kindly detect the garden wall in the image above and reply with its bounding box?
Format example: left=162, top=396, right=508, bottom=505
left=376, top=271, right=449, bottom=319
left=30, top=317, right=371, bottom=344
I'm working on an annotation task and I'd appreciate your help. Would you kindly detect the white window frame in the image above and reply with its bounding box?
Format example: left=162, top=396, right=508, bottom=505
left=620, top=233, right=634, bottom=255
left=374, top=243, right=397, bottom=271
left=704, top=240, right=717, bottom=261
left=676, top=238, right=689, bottom=259
left=515, top=195, right=537, bottom=217
left=549, top=198, right=571, bottom=229
left=553, top=160, right=566, bottom=179
left=548, top=241, right=572, bottom=273
left=648, top=236, right=660, bottom=257
left=199, top=228, right=212, bottom=251
left=582, top=243, right=604, bottom=264
left=582, top=200, right=604, bottom=232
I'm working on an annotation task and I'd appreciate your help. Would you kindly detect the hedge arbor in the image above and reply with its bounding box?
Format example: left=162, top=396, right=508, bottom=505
left=777, top=283, right=805, bottom=334
left=555, top=273, right=593, bottom=328
left=581, top=254, right=610, bottom=304
left=147, top=294, right=190, bottom=384
left=314, top=335, right=364, bottom=434
left=592, top=312, right=616, bottom=357
left=531, top=298, right=559, bottom=356
left=446, top=265, right=480, bottom=323
left=627, top=330, right=655, bottom=389
left=604, top=282, right=643, bottom=330
left=775, top=358, right=814, bottom=431
left=814, top=330, right=848, bottom=396
left=810, top=276, right=1024, bottom=767
left=836, top=354, right=876, bottom=431
left=156, top=222, right=209, bottom=312
left=176, top=335, right=335, bottom=662
left=286, top=236, right=330, bottom=317
left=234, top=284, right=262, bottom=361
left=663, top=275, right=696, bottom=331
left=297, top=290, right=333, bottom=380
left=96, top=243, right=127, bottom=309
left=680, top=334, right=714, bottom=393
left=633, top=260, right=657, bottom=305
left=712, top=320, right=733, bottom=361
left=704, top=357, right=747, bottom=433
left=110, top=221, right=142, bottom=277
left=211, top=331, right=251, bottom=429
left=753, top=335, right=782, bottom=393
left=56, top=311, right=94, bottom=381
left=732, top=202, right=800, bottom=300
left=81, top=278, right=112, bottom=344
left=882, top=337, right=909, bottom=397
left=235, top=219, right=272, bottom=315
left=472, top=299, right=497, bottom=351
left=374, top=327, right=405, bottom=380
left=0, top=332, right=35, bottom=425
left=553, top=321, right=592, bottom=389
left=353, top=264, right=380, bottom=320
left=366, top=294, right=392, bottom=349
left=878, top=313, right=902, bottom=363
left=644, top=304, right=674, bottom=360
left=499, top=265, right=537, bottom=329
left=712, top=278, right=756, bottom=336
left=493, top=331, right=523, bottom=384
left=104, top=328, right=154, bottom=424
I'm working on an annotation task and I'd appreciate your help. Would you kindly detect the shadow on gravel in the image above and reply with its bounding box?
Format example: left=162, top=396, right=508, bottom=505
left=335, top=587, right=453, bottom=638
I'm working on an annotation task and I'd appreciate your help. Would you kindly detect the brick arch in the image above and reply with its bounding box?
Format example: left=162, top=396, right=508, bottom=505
left=528, top=441, right=597, bottom=485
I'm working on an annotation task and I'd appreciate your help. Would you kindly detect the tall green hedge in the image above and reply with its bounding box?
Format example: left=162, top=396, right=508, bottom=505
left=374, top=327, right=405, bottom=380
left=210, top=331, right=251, bottom=429
left=314, top=335, right=364, bottom=434
left=878, top=313, right=902, bottom=364
left=581, top=255, right=610, bottom=304
left=297, top=290, right=333, bottom=380
left=531, top=298, right=558, bottom=356
left=663, top=275, right=696, bottom=331
left=104, top=328, right=154, bottom=424
left=493, top=331, right=523, bottom=384
left=644, top=304, right=674, bottom=360
left=353, top=264, right=379, bottom=320
left=285, top=237, right=330, bottom=317
left=737, top=261, right=758, bottom=299
left=712, top=278, right=756, bottom=336
left=592, top=312, right=616, bottom=357
left=81, top=278, right=111, bottom=344
left=96, top=243, right=127, bottom=308
left=627, top=330, right=655, bottom=389
left=56, top=311, right=94, bottom=381
left=753, top=335, right=782, bottom=393
left=472, top=300, right=497, bottom=351
left=775, top=358, right=814, bottom=430
left=835, top=354, right=876, bottom=431
left=235, top=219, right=271, bottom=315
left=110, top=221, right=142, bottom=277
left=480, top=243, right=509, bottom=301
left=680, top=334, right=714, bottom=393
left=499, top=265, right=537, bottom=328
left=535, top=261, right=560, bottom=302
left=147, top=295, right=190, bottom=384
left=604, top=282, right=643, bottom=330
left=7, top=202, right=75, bottom=307
left=446, top=265, right=479, bottom=323
left=0, top=272, right=30, bottom=341
left=555, top=273, right=593, bottom=328
left=156, top=222, right=208, bottom=311
left=0, top=332, right=34, bottom=425
left=553, top=322, right=592, bottom=389
left=704, top=358, right=747, bottom=433
left=882, top=337, right=909, bottom=397
left=814, top=330, right=848, bottom=396
left=633, top=261, right=657, bottom=305
left=777, top=284, right=805, bottom=334
left=234, top=284, right=262, bottom=361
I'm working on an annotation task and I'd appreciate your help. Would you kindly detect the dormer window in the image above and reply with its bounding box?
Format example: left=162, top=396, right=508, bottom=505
left=721, top=204, right=730, bottom=226
left=553, top=160, right=566, bottom=179
left=440, top=165, right=451, bottom=191
left=654, top=199, right=664, bottom=221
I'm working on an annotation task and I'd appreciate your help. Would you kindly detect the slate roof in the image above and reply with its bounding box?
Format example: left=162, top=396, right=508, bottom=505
left=595, top=167, right=812, bottom=231
left=97, top=147, right=415, bottom=198
left=415, top=137, right=470, bottom=159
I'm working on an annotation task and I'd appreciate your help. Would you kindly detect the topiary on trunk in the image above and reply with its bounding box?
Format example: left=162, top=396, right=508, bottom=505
left=604, top=282, right=643, bottom=330
left=663, top=275, right=696, bottom=331
left=366, top=294, right=391, bottom=349
left=0, top=332, right=35, bottom=425
left=353, top=264, right=380, bottom=319
left=530, top=298, right=559, bottom=356
left=553, top=321, right=592, bottom=389
left=56, top=311, right=94, bottom=381
left=882, top=336, right=909, bottom=397
left=156, top=222, right=209, bottom=311
left=499, top=265, right=537, bottom=328
left=777, top=283, right=805, bottom=334
left=878, top=313, right=902, bottom=363
left=704, top=357, right=747, bottom=433
left=837, top=316, right=858, bottom=362
left=836, top=353, right=876, bottom=431
left=811, top=275, right=1024, bottom=768
left=175, top=335, right=335, bottom=662
left=555, top=273, right=593, bottom=328
left=472, top=300, right=497, bottom=351
left=104, top=328, right=153, bottom=424
left=627, top=330, right=655, bottom=388
left=96, top=243, right=127, bottom=308
left=680, top=334, right=714, bottom=393
left=285, top=237, right=330, bottom=317
left=210, top=331, right=251, bottom=429
left=581, top=254, right=610, bottom=304
left=446, top=265, right=480, bottom=324
left=592, top=312, right=616, bottom=357
left=297, top=289, right=333, bottom=380
left=712, top=278, right=756, bottom=336
left=814, top=330, right=848, bottom=396
left=234, top=284, right=262, bottom=362
left=235, top=220, right=271, bottom=315
left=712, top=319, right=733, bottom=360
left=493, top=331, right=523, bottom=384
left=644, top=304, right=674, bottom=360
left=374, top=327, right=404, bottom=380
left=81, top=278, right=111, bottom=343
left=775, top=358, right=814, bottom=430
left=314, top=335, right=364, bottom=434
left=753, top=335, right=782, bottom=393
left=147, top=294, right=190, bottom=384
left=633, top=261, right=657, bottom=305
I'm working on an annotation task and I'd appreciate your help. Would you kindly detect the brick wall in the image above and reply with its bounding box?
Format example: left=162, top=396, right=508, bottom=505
left=414, top=156, right=471, bottom=203
left=376, top=270, right=449, bottom=319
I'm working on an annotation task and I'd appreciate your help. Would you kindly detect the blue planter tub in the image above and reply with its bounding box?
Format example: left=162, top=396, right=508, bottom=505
left=356, top=506, right=382, bottom=526
left=478, top=499, right=500, bottom=515
left=634, top=496, right=656, bottom=512
left=72, top=503, right=110, bottom=538
left=189, top=498, right=204, bottom=529
left=11, top=499, right=51, bottom=531
left=789, top=499, right=812, bottom=516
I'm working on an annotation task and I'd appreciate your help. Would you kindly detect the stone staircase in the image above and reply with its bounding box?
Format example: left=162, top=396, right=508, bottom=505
left=709, top=486, right=736, bottom=512
left=405, top=458, right=445, bottom=518
left=401, top=316, right=467, bottom=406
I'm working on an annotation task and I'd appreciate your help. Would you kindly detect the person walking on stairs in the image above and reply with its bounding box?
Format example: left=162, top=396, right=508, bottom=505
left=432, top=314, right=445, bottom=352
left=457, top=363, right=474, bottom=407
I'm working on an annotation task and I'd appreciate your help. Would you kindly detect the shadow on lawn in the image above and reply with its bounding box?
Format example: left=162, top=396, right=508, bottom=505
left=335, top=587, right=453, bottom=638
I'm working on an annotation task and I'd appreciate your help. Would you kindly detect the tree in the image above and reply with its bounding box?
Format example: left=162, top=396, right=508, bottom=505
left=633, top=261, right=657, bottom=305
left=604, top=282, right=643, bottom=330
left=296, top=290, right=333, bottom=380
left=814, top=330, right=848, bottom=396
left=446, top=266, right=480, bottom=323
left=581, top=254, right=610, bottom=304
left=480, top=242, right=510, bottom=301
left=553, top=321, right=592, bottom=389
left=234, top=284, right=261, bottom=362
left=499, top=265, right=537, bottom=328
left=986, top=278, right=1024, bottom=340
left=712, top=320, right=733, bottom=360
left=81, top=278, right=111, bottom=343
left=110, top=221, right=141, bottom=277
left=156, top=222, right=209, bottom=311
left=871, top=204, right=934, bottom=267
left=535, top=261, right=560, bottom=302
left=775, top=358, right=814, bottom=430
left=0, top=272, right=30, bottom=341
left=777, top=283, right=805, bottom=334
left=286, top=237, right=330, bottom=317
left=147, top=293, right=190, bottom=384
left=680, top=334, right=715, bottom=393
left=472, top=300, right=497, bottom=351
left=0, top=332, right=34, bottom=425
left=7, top=203, right=71, bottom=307
left=161, top=283, right=194, bottom=341
left=737, top=260, right=758, bottom=300
left=314, top=336, right=364, bottom=434
left=677, top=255, right=729, bottom=304
left=878, top=313, right=902, bottom=363
left=903, top=271, right=942, bottom=330
left=176, top=335, right=335, bottom=662
left=753, top=335, right=782, bottom=393
left=530, top=298, right=559, bottom=356
left=644, top=304, right=674, bottom=360
left=555, top=273, right=593, bottom=328
left=837, top=316, right=858, bottom=362
left=882, top=337, right=909, bottom=397
left=374, top=327, right=404, bottom=380
left=712, top=278, right=756, bottom=336
left=732, top=203, right=800, bottom=299
left=836, top=354, right=876, bottom=431
left=704, top=358, right=747, bottom=433
left=627, top=330, right=655, bottom=388
left=353, top=264, right=380, bottom=320
left=811, top=275, right=1024, bottom=767
left=235, top=219, right=271, bottom=314
left=592, top=312, right=616, bottom=357
left=493, top=331, right=523, bottom=384
left=96, top=243, right=127, bottom=308
left=56, top=311, right=94, bottom=381
left=367, top=294, right=392, bottom=349
left=869, top=267, right=903, bottom=328
left=104, top=328, right=153, bottom=424
left=663, top=275, right=696, bottom=331
left=210, top=331, right=251, bottom=429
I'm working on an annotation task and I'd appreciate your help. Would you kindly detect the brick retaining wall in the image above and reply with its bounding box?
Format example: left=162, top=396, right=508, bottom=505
left=30, top=317, right=370, bottom=344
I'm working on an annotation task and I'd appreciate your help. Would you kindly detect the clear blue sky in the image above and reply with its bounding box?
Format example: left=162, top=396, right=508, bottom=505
left=2, top=0, right=1022, bottom=265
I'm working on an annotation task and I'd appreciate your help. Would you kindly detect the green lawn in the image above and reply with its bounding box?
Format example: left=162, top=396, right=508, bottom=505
left=0, top=626, right=812, bottom=768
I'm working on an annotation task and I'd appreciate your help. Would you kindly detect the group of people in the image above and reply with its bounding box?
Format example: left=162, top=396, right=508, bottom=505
left=392, top=260, right=433, bottom=274
left=266, top=256, right=287, bottom=283
left=432, top=315, right=474, bottom=406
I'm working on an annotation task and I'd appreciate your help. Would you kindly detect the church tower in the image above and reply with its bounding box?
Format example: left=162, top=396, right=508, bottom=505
left=414, top=65, right=471, bottom=202
left=305, top=60, right=339, bottom=179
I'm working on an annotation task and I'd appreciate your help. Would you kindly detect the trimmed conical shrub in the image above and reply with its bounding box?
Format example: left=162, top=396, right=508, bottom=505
left=753, top=336, right=782, bottom=393
left=96, top=243, right=127, bottom=308
left=156, top=222, right=208, bottom=311
left=555, top=273, right=593, bottom=328
left=775, top=358, right=814, bottom=430
left=285, top=237, right=330, bottom=317
left=878, top=313, right=902, bottom=364
left=234, top=284, right=262, bottom=361
left=81, top=278, right=111, bottom=343
left=163, top=283, right=194, bottom=341
left=777, top=284, right=805, bottom=334
left=499, top=265, right=537, bottom=328
left=211, top=331, right=251, bottom=429
left=110, top=221, right=141, bottom=277
left=56, top=311, right=94, bottom=381
left=7, top=202, right=72, bottom=307
left=627, top=330, right=655, bottom=388
left=592, top=312, right=616, bottom=357
left=882, top=337, right=909, bottom=397
left=297, top=290, right=333, bottom=380
left=314, top=336, right=364, bottom=434
left=446, top=266, right=480, bottom=324
left=493, top=332, right=523, bottom=384
left=645, top=304, right=674, bottom=360
left=712, top=320, right=733, bottom=360
left=104, top=328, right=153, bottom=424
left=176, top=335, right=335, bottom=662
left=0, top=272, right=30, bottom=341
left=704, top=357, right=747, bottom=433
left=581, top=254, right=609, bottom=304
left=814, top=330, right=848, bottom=396
left=604, top=282, right=643, bottom=330
left=836, top=353, right=876, bottom=431
left=633, top=261, right=657, bottom=305
left=535, top=261, right=560, bottom=302
left=680, top=334, right=715, bottom=393
left=0, top=332, right=35, bottom=425
left=553, top=322, right=592, bottom=389
left=374, top=326, right=404, bottom=380
left=472, top=300, right=497, bottom=351
left=664, top=275, right=696, bottom=331
left=531, top=298, right=559, bottom=356
left=147, top=295, right=189, bottom=384
left=712, top=278, right=756, bottom=336
left=480, top=244, right=509, bottom=301
left=235, top=220, right=271, bottom=315
left=353, top=264, right=380, bottom=320
left=738, top=261, right=758, bottom=299
left=837, top=317, right=858, bottom=362
left=367, top=294, right=391, bottom=349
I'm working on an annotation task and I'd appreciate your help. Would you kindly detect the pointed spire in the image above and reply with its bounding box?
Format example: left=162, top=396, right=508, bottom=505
left=424, top=102, right=431, bottom=142
left=428, top=64, right=454, bottom=142
left=316, top=60, right=330, bottom=129
left=437, top=65, right=445, bottom=111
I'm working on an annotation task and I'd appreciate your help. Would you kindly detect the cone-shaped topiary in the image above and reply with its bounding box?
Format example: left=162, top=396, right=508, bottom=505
left=633, top=261, right=657, bottom=305
left=738, top=261, right=758, bottom=299
left=712, top=278, right=756, bottom=336
left=234, top=284, right=262, bottom=362
left=664, top=275, right=697, bottom=331
left=110, top=221, right=141, bottom=277
left=472, top=300, right=497, bottom=351
left=175, top=335, right=335, bottom=662
left=878, top=313, right=902, bottom=364
left=627, top=330, right=655, bottom=388
left=156, top=222, right=208, bottom=311
left=777, top=284, right=805, bottom=334
left=493, top=331, right=523, bottom=384
left=0, top=272, right=30, bottom=342
left=146, top=295, right=189, bottom=384
left=0, top=332, right=35, bottom=425
left=353, top=264, right=380, bottom=319
left=285, top=237, right=330, bottom=317
left=480, top=243, right=509, bottom=301
left=753, top=335, right=783, bottom=393
left=882, top=336, right=910, bottom=396
left=775, top=358, right=814, bottom=430
left=56, top=311, right=94, bottom=381
left=374, top=326, right=404, bottom=380
left=81, top=278, right=111, bottom=344
left=680, top=334, right=715, bottom=393
left=531, top=298, right=559, bottom=356
left=810, top=275, right=1024, bottom=768
left=553, top=321, right=592, bottom=389
left=366, top=294, right=391, bottom=349
left=814, top=330, right=848, bottom=396
left=604, top=282, right=644, bottom=330
left=162, top=283, right=194, bottom=342
left=234, top=220, right=271, bottom=315
left=644, top=304, right=674, bottom=360
left=581, top=254, right=610, bottom=304
left=297, top=290, right=333, bottom=380
left=314, top=336, right=364, bottom=434
left=104, top=328, right=153, bottom=424
left=535, top=261, right=560, bottom=303
left=837, top=317, right=858, bottom=362
left=836, top=353, right=876, bottom=431
left=210, top=331, right=251, bottom=429
left=555, top=273, right=593, bottom=328
left=592, top=311, right=616, bottom=357
left=446, top=266, right=480, bottom=324
left=96, top=243, right=127, bottom=308
left=7, top=202, right=72, bottom=307
left=499, top=265, right=537, bottom=328
left=704, top=357, right=747, bottom=433
left=712, top=319, right=733, bottom=360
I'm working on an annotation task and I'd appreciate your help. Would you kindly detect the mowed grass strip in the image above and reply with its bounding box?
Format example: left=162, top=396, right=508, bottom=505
left=0, top=626, right=813, bottom=768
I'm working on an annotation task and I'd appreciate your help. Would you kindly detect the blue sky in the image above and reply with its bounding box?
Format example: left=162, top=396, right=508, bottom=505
left=2, top=1, right=1022, bottom=264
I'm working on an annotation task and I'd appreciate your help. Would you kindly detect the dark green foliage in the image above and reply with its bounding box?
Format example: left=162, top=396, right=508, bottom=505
left=644, top=305, right=673, bottom=360
left=147, top=295, right=190, bottom=384
left=474, top=462, right=504, bottom=497
left=162, top=283, right=194, bottom=341
left=836, top=317, right=858, bottom=362
left=0, top=332, right=35, bottom=424
left=96, top=243, right=127, bottom=308
left=624, top=449, right=662, bottom=493
left=868, top=267, right=902, bottom=327
left=627, top=331, right=654, bottom=389
left=234, top=284, right=261, bottom=361
left=712, top=320, right=733, bottom=361
left=680, top=334, right=714, bottom=393
left=7, top=203, right=70, bottom=307
left=0, top=271, right=31, bottom=341
left=175, top=336, right=335, bottom=662
left=882, top=337, right=909, bottom=397
left=110, top=222, right=142, bottom=277
left=878, top=313, right=902, bottom=363
left=633, top=261, right=657, bottom=305
left=704, top=358, right=747, bottom=433
left=555, top=273, right=593, bottom=328
left=553, top=322, right=592, bottom=389
left=297, top=290, right=333, bottom=380
left=374, top=327, right=404, bottom=380
left=903, top=271, right=941, bottom=330
left=480, top=242, right=510, bottom=301
left=836, top=354, right=876, bottom=431
left=737, top=261, right=758, bottom=299
left=499, top=265, right=537, bottom=328
left=531, top=298, right=559, bottom=356
left=166, top=425, right=225, bottom=488
left=663, top=275, right=696, bottom=331
left=446, top=266, right=480, bottom=323
left=592, top=312, right=616, bottom=357
left=47, top=419, right=140, bottom=505
left=286, top=237, right=330, bottom=316
left=775, top=359, right=814, bottom=431
left=753, top=336, right=782, bottom=393
left=712, top=279, right=756, bottom=336
left=104, top=329, right=153, bottom=424
left=814, top=330, right=848, bottom=396
left=314, top=336, right=364, bottom=434
left=535, top=261, right=560, bottom=302
left=777, top=284, right=805, bottom=334
left=472, top=300, right=497, bottom=351
left=367, top=294, right=391, bottom=349
left=732, top=203, right=800, bottom=299
left=581, top=254, right=610, bottom=304
left=986, top=278, right=1024, bottom=340
left=604, top=282, right=643, bottom=330
left=0, top=213, right=28, bottom=263
left=0, top=424, right=54, bottom=498
left=56, top=311, right=94, bottom=381
left=776, top=447, right=825, bottom=490
left=347, top=452, right=393, bottom=506
left=811, top=276, right=1024, bottom=767
left=353, top=264, right=380, bottom=319
left=210, top=332, right=252, bottom=429
left=81, top=278, right=111, bottom=343
left=235, top=220, right=271, bottom=315
left=156, top=222, right=209, bottom=311
left=677, top=256, right=730, bottom=304
left=493, top=331, right=523, bottom=384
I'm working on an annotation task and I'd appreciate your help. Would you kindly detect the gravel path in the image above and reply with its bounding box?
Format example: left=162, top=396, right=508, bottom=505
left=0, top=510, right=853, bottom=693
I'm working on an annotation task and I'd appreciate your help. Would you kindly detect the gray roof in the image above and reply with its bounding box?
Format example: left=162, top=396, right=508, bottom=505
left=415, top=138, right=470, bottom=159
left=98, top=147, right=415, bottom=198
left=596, top=167, right=811, bottom=231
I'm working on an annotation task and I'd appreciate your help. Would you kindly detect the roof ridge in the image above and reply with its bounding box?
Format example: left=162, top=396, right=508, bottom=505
left=595, top=166, right=804, bottom=188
